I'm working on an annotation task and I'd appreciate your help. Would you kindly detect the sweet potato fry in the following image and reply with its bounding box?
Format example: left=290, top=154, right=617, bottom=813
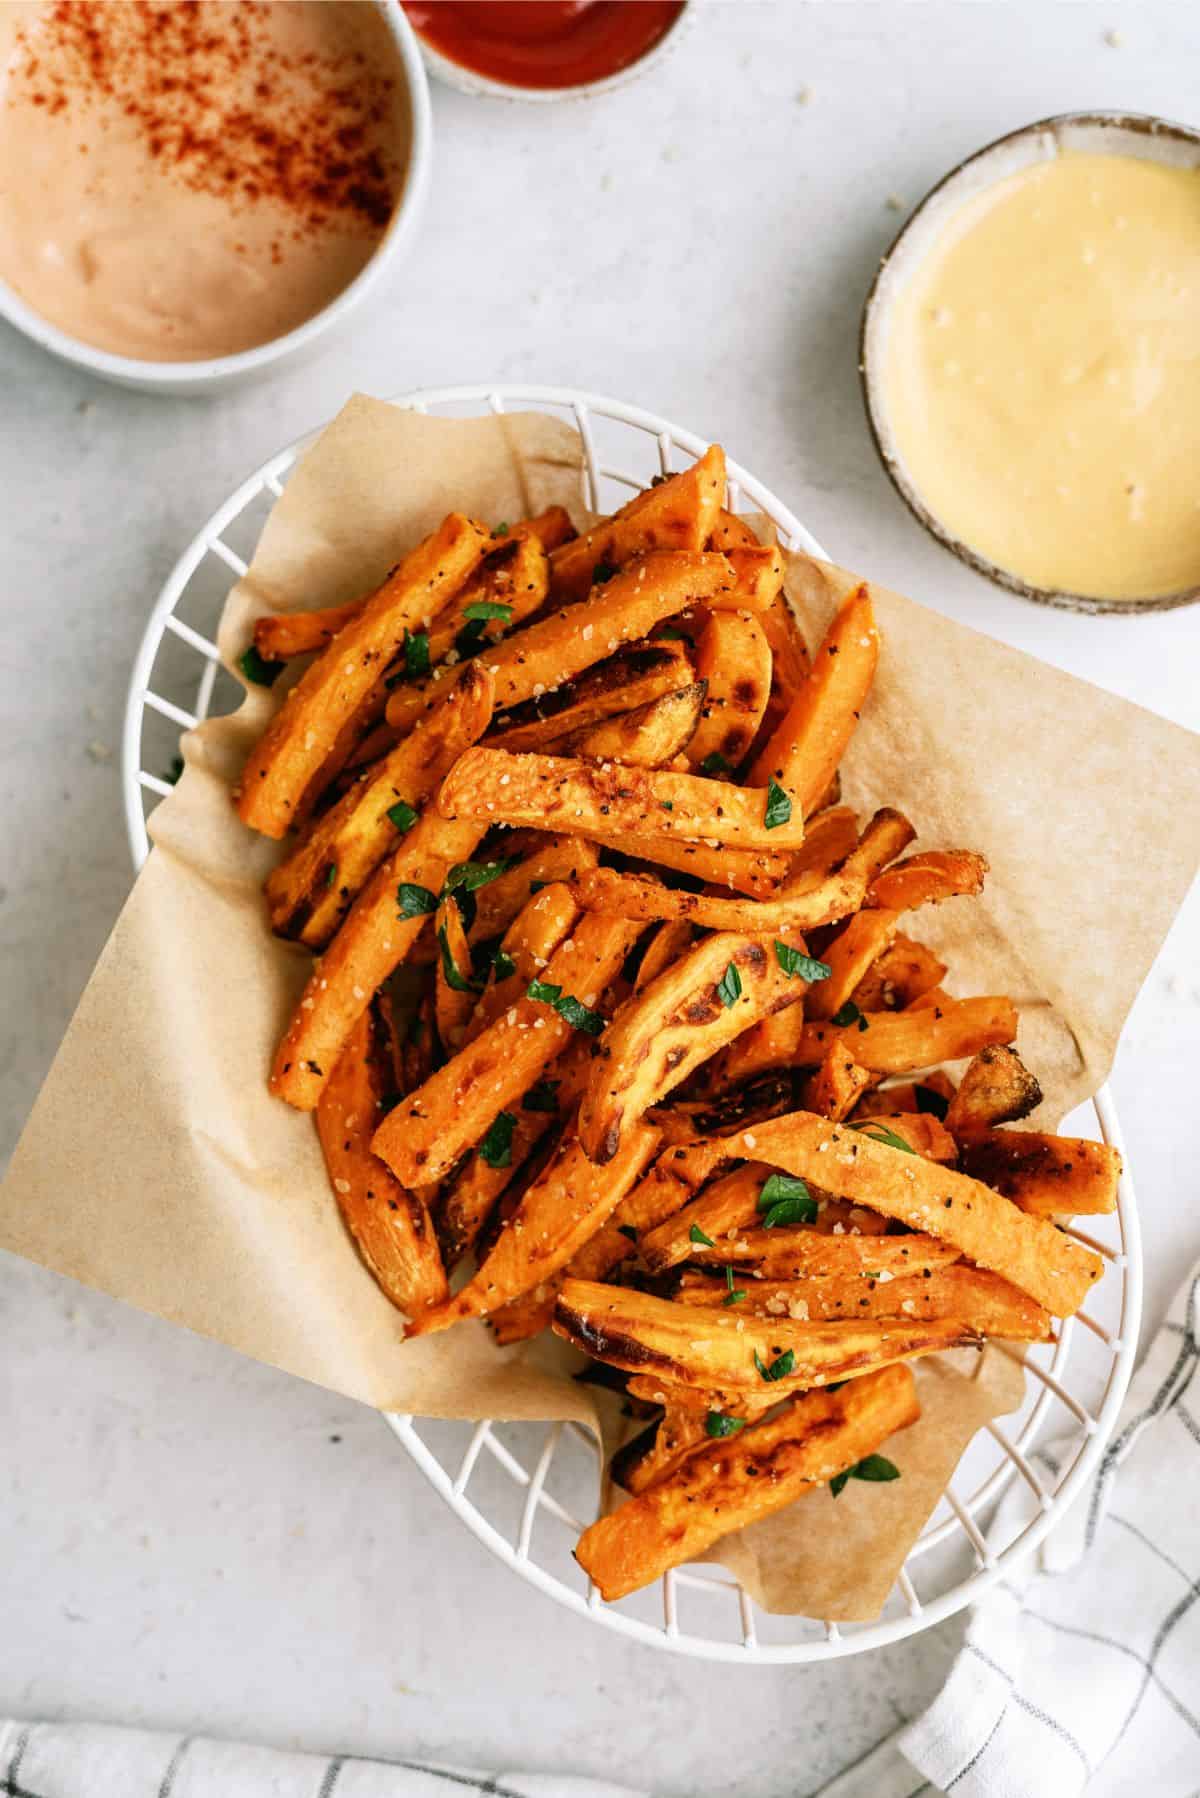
left=739, top=1111, right=1104, bottom=1314
left=264, top=664, right=495, bottom=947
left=611, top=1407, right=712, bottom=1495
left=646, top=1072, right=796, bottom=1144
left=675, top=1264, right=1051, bottom=1338
left=943, top=1046, right=1044, bottom=1141
left=682, top=1226, right=960, bottom=1279
left=386, top=550, right=731, bottom=734
left=584, top=833, right=789, bottom=900
left=462, top=883, right=580, bottom=1045
left=849, top=1112, right=958, bottom=1161
left=799, top=1041, right=875, bottom=1120
left=486, top=642, right=694, bottom=754
left=433, top=895, right=477, bottom=1053
left=315, top=1009, right=448, bottom=1314
left=465, top=835, right=597, bottom=942
left=795, top=994, right=1018, bottom=1075
left=438, top=746, right=808, bottom=853
left=270, top=813, right=485, bottom=1111
left=549, top=446, right=726, bottom=602
left=556, top=1277, right=954, bottom=1396
left=418, top=529, right=550, bottom=670
left=711, top=544, right=786, bottom=618
left=786, top=805, right=860, bottom=881
left=409, top=1122, right=661, bottom=1336
left=632, top=919, right=694, bottom=993
left=578, top=928, right=812, bottom=1164
left=639, top=1162, right=772, bottom=1272
left=858, top=1071, right=956, bottom=1117
left=852, top=935, right=948, bottom=1010
left=837, top=805, right=917, bottom=884
left=807, top=909, right=900, bottom=1020
left=960, top=1129, right=1121, bottom=1218
left=372, top=912, right=643, bottom=1186
left=685, top=610, right=772, bottom=771
left=708, top=509, right=761, bottom=552
left=237, top=512, right=491, bottom=838
left=867, top=850, right=989, bottom=911
left=747, top=583, right=880, bottom=815
left=562, top=682, right=706, bottom=767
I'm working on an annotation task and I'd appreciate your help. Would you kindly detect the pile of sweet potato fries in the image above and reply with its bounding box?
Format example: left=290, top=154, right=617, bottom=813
left=234, top=445, right=1120, bottom=1602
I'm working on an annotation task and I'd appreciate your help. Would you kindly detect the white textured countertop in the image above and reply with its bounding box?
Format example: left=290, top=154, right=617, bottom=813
left=2, top=4, right=1198, bottom=1793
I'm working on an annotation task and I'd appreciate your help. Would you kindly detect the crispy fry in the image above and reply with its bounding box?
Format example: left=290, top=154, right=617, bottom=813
left=237, top=512, right=491, bottom=838
left=800, top=1041, right=875, bottom=1120
left=682, top=1225, right=960, bottom=1278
left=860, top=1071, right=957, bottom=1117
left=438, top=746, right=808, bottom=853
left=433, top=895, right=477, bottom=1053
left=315, top=1009, right=448, bottom=1313
left=707, top=509, right=761, bottom=552
left=624, top=1374, right=793, bottom=1417
left=685, top=610, right=772, bottom=770
left=867, top=850, right=989, bottom=911
left=837, top=806, right=916, bottom=884
left=465, top=835, right=597, bottom=942
left=943, top=1045, right=1044, bottom=1141
left=611, top=1407, right=712, bottom=1495
left=385, top=550, right=731, bottom=734
left=960, top=1129, right=1121, bottom=1218
left=675, top=1264, right=1051, bottom=1338
left=795, top=994, right=1018, bottom=1075
left=633, top=919, right=694, bottom=993
left=849, top=1112, right=958, bottom=1161
left=807, top=909, right=901, bottom=1019
left=265, top=663, right=495, bottom=947
left=586, top=832, right=789, bottom=900
left=703, top=1006, right=809, bottom=1091
left=420, top=529, right=550, bottom=669
left=549, top=446, right=726, bottom=602
left=410, top=1122, right=660, bottom=1336
left=564, top=863, right=864, bottom=936
left=555, top=1278, right=962, bottom=1396
left=270, top=812, right=485, bottom=1111
left=487, top=642, right=694, bottom=754
left=740, top=1111, right=1104, bottom=1313
left=711, top=544, right=786, bottom=618
left=647, top=1072, right=796, bottom=1144
left=578, top=928, right=811, bottom=1164
left=747, top=583, right=880, bottom=815
left=852, top=935, right=948, bottom=1010
left=462, top=883, right=580, bottom=1045
left=786, top=805, right=860, bottom=881
left=562, top=682, right=706, bottom=767
left=372, top=911, right=643, bottom=1186
left=639, top=1162, right=772, bottom=1272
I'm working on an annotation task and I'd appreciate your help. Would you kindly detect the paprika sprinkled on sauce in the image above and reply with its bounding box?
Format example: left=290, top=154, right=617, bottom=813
left=403, top=1, right=685, bottom=92
left=0, top=1, right=410, bottom=361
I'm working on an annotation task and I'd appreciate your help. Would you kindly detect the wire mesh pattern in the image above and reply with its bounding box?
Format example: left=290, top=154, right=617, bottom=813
left=122, top=385, right=1142, bottom=1662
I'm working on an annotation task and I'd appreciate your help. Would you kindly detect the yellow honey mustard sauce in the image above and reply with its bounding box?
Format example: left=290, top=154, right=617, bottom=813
left=882, top=151, right=1200, bottom=602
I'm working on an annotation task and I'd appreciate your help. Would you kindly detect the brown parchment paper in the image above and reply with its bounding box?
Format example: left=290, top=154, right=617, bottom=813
left=3, top=395, right=1199, bottom=1620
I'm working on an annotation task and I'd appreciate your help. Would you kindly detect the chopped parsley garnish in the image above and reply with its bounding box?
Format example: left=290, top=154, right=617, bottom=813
left=324, top=862, right=338, bottom=889
left=762, top=1196, right=819, bottom=1229
left=491, top=947, right=517, bottom=981
left=660, top=800, right=674, bottom=812
left=525, top=978, right=605, bottom=1035
left=764, top=778, right=793, bottom=831
left=592, top=558, right=619, bottom=585
left=831, top=999, right=870, bottom=1031
left=754, top=1348, right=796, bottom=1383
left=699, top=751, right=732, bottom=778
left=757, top=1173, right=816, bottom=1223
left=774, top=942, right=831, bottom=982
left=830, top=1453, right=900, bottom=1497
left=916, top=1084, right=950, bottom=1121
left=238, top=644, right=285, bottom=687
left=479, top=1111, right=516, bottom=1169
left=397, top=882, right=438, bottom=918
left=455, top=618, right=488, bottom=657
left=853, top=1122, right=914, bottom=1153
left=437, top=923, right=477, bottom=993
left=492, top=521, right=510, bottom=537
left=689, top=1223, right=716, bottom=1248
left=716, top=962, right=742, bottom=1008
left=402, top=629, right=430, bottom=679
left=463, top=600, right=514, bottom=624
left=723, top=1266, right=747, bottom=1306
left=706, top=1411, right=746, bottom=1439
left=444, top=857, right=520, bottom=895
left=657, top=626, right=691, bottom=642
left=521, top=1078, right=560, bottom=1113
left=386, top=799, right=418, bottom=833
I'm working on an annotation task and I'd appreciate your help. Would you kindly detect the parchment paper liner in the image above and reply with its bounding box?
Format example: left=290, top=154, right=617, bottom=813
left=3, top=397, right=1198, bottom=1620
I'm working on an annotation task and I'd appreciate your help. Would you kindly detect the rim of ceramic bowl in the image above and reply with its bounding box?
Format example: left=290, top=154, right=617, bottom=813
left=412, top=1, right=691, bottom=104
left=860, top=109, right=1200, bottom=616
left=0, top=0, right=433, bottom=391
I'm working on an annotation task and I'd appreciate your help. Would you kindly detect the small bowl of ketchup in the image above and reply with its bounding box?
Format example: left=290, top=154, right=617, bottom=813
left=403, top=1, right=689, bottom=102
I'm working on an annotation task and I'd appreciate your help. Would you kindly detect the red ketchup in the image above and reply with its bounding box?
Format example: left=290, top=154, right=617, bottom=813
left=403, top=1, right=686, bottom=90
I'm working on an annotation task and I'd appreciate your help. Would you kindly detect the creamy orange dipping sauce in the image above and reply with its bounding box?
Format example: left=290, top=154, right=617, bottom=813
left=0, top=1, right=409, bottom=362
left=882, top=151, right=1200, bottom=602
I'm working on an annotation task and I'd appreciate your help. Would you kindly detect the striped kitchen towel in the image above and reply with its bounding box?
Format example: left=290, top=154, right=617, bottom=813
left=821, top=1257, right=1200, bottom=1798
left=0, top=1724, right=644, bottom=1798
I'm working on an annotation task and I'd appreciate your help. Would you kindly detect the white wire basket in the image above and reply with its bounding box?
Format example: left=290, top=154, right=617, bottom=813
left=123, top=383, right=1142, bottom=1663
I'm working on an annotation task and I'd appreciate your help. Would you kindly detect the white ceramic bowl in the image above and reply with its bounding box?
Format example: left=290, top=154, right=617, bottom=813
left=861, top=111, right=1200, bottom=615
left=0, top=1, right=432, bottom=395
left=413, top=2, right=690, bottom=103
